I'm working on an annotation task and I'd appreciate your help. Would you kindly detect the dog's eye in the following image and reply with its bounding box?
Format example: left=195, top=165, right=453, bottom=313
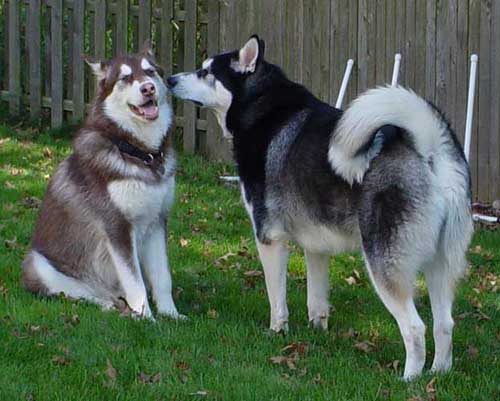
left=120, top=74, right=131, bottom=81
left=198, top=68, right=209, bottom=79
left=144, top=68, right=155, bottom=77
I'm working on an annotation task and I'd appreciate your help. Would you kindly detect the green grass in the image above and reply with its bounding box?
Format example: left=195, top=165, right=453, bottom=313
left=0, top=124, right=499, bottom=401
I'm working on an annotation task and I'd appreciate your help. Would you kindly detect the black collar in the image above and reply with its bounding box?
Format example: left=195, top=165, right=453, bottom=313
left=110, top=137, right=163, bottom=167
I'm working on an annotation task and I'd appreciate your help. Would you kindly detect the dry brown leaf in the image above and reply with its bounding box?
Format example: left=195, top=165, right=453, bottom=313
left=105, top=359, right=118, bottom=380
left=345, top=276, right=357, bottom=286
left=180, top=238, right=189, bottom=248
left=467, top=344, right=479, bottom=359
left=51, top=355, right=71, bottom=366
left=176, top=361, right=191, bottom=371
left=138, top=371, right=161, bottom=384
left=353, top=341, right=375, bottom=353
left=425, top=377, right=437, bottom=393
left=312, top=373, right=322, bottom=384
left=5, top=237, right=22, bottom=249
left=269, top=355, right=288, bottom=365
left=243, top=270, right=263, bottom=278
left=43, top=147, right=54, bottom=158
left=281, top=342, right=308, bottom=356
left=207, top=309, right=218, bottom=319
left=5, top=181, right=15, bottom=189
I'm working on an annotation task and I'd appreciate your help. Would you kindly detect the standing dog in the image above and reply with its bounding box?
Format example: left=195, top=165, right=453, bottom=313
left=167, top=36, right=473, bottom=378
left=22, top=48, right=182, bottom=320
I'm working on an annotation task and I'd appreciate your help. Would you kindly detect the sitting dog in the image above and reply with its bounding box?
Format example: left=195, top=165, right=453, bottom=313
left=22, top=47, right=182, bottom=319
left=167, top=36, right=473, bottom=378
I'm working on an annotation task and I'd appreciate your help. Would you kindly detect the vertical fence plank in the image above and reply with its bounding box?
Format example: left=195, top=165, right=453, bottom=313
left=139, top=0, right=151, bottom=46
left=8, top=0, right=20, bottom=115
left=72, top=0, right=85, bottom=122
left=455, top=0, right=469, bottom=144
left=435, top=0, right=447, bottom=113
left=116, top=0, right=129, bottom=56
left=425, top=0, right=436, bottom=102
left=490, top=0, right=500, bottom=201
left=347, top=0, right=358, bottom=102
left=94, top=1, right=106, bottom=59
left=375, top=0, right=386, bottom=85
left=395, top=0, right=405, bottom=84
left=385, top=0, right=396, bottom=83
left=405, top=0, right=416, bottom=88
left=330, top=0, right=343, bottom=104
left=447, top=0, right=458, bottom=130
left=477, top=0, right=491, bottom=201
left=183, top=0, right=197, bottom=153
left=160, top=0, right=174, bottom=78
left=51, top=0, right=63, bottom=127
left=358, top=0, right=376, bottom=91
left=310, top=0, right=330, bottom=102
left=468, top=0, right=480, bottom=199
left=414, top=0, right=426, bottom=96
left=28, top=0, right=41, bottom=119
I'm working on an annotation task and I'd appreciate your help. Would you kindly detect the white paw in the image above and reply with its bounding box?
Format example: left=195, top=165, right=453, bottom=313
left=270, top=319, right=289, bottom=334
left=309, top=315, right=329, bottom=331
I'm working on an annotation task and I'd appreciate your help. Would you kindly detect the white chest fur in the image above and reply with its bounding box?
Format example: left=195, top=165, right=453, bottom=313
left=107, top=176, right=175, bottom=225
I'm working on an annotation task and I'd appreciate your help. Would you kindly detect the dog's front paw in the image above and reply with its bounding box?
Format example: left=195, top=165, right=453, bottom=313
left=309, top=315, right=328, bottom=331
left=270, top=319, right=289, bottom=334
left=158, top=307, right=186, bottom=321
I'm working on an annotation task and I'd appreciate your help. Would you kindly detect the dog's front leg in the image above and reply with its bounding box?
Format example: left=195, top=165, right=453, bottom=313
left=140, top=221, right=182, bottom=319
left=107, top=232, right=153, bottom=319
left=256, top=239, right=290, bottom=333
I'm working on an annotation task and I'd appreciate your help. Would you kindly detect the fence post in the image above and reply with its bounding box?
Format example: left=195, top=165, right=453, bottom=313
left=139, top=0, right=152, bottom=47
left=116, top=0, right=129, bottom=56
left=8, top=0, right=20, bottom=115
left=183, top=0, right=197, bottom=153
left=51, top=0, right=63, bottom=127
left=160, top=0, right=174, bottom=79
left=28, top=0, right=41, bottom=119
left=72, top=0, right=85, bottom=122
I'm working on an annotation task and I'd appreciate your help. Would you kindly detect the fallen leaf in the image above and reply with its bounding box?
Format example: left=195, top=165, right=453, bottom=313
left=281, top=342, right=308, bottom=356
left=425, top=377, right=437, bottom=394
left=269, top=355, right=289, bottom=365
left=137, top=371, right=161, bottom=384
left=5, top=181, right=15, bottom=189
left=189, top=390, right=209, bottom=396
left=467, top=344, right=479, bottom=359
left=345, top=276, right=357, bottom=286
left=353, top=341, right=375, bottom=353
left=180, top=238, right=189, bottom=247
left=176, top=361, right=191, bottom=371
left=105, top=359, right=118, bottom=380
left=5, top=237, right=22, bottom=249
left=51, top=355, right=71, bottom=366
left=243, top=270, right=263, bottom=278
left=43, top=147, right=54, bottom=158
left=312, top=373, right=322, bottom=384
left=341, top=328, right=360, bottom=339
left=207, top=309, right=218, bottom=319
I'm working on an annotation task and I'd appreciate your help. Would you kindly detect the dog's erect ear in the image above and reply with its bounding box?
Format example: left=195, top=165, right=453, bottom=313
left=231, top=35, right=262, bottom=74
left=85, top=57, right=108, bottom=81
left=140, top=39, right=154, bottom=57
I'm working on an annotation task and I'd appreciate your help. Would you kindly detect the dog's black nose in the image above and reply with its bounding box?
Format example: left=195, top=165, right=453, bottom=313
left=166, top=76, right=177, bottom=88
left=140, top=82, right=156, bottom=97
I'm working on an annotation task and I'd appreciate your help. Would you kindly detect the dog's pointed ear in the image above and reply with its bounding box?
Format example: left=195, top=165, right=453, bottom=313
left=232, top=35, right=263, bottom=74
left=140, top=39, right=154, bottom=57
left=85, top=56, right=108, bottom=81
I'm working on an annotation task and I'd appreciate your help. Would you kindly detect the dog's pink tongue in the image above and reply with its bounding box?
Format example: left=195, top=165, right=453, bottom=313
left=142, top=104, right=159, bottom=120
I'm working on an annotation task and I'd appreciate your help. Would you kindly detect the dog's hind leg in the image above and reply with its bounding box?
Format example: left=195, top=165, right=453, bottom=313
left=256, top=239, right=290, bottom=333
left=304, top=250, right=330, bottom=330
left=23, top=250, right=114, bottom=309
left=424, top=255, right=456, bottom=374
left=364, top=257, right=426, bottom=380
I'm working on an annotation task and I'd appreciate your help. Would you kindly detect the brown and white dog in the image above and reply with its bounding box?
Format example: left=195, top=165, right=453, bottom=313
left=22, top=48, right=182, bottom=320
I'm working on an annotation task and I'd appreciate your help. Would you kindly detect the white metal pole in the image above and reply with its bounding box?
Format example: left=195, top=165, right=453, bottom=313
left=391, top=54, right=402, bottom=87
left=335, top=59, right=354, bottom=109
left=464, top=54, right=478, bottom=162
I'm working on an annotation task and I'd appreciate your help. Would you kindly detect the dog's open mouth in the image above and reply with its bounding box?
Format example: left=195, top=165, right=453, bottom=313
left=128, top=99, right=159, bottom=121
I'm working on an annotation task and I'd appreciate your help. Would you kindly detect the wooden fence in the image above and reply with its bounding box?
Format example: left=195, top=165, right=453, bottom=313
left=0, top=0, right=499, bottom=201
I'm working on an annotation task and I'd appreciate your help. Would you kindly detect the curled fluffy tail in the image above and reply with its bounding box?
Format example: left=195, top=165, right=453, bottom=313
left=329, top=86, right=449, bottom=184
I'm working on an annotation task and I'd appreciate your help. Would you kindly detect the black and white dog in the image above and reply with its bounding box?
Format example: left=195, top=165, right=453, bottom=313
left=167, top=36, right=473, bottom=379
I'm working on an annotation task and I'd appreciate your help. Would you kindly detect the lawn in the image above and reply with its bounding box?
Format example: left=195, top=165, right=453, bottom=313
left=0, top=124, right=499, bottom=401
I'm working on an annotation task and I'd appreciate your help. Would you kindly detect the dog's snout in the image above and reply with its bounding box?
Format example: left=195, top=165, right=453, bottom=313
left=140, top=82, right=156, bottom=97
left=166, top=76, right=178, bottom=89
